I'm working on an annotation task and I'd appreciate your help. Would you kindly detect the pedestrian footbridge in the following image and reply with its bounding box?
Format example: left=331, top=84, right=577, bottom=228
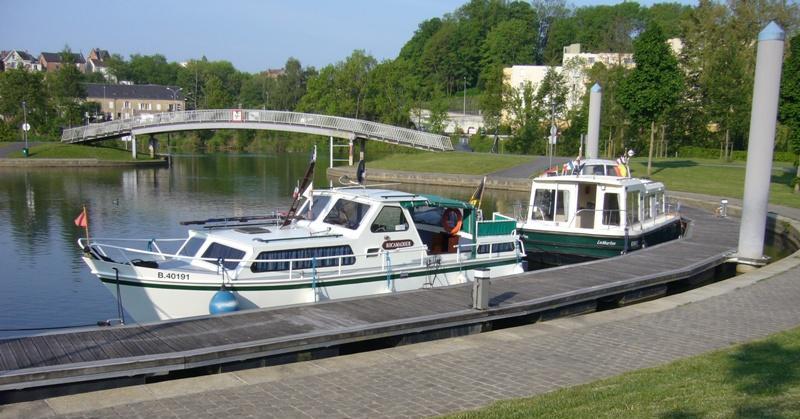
left=61, top=109, right=453, bottom=152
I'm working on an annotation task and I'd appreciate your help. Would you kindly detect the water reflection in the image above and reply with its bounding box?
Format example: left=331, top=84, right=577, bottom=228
left=0, top=153, right=527, bottom=336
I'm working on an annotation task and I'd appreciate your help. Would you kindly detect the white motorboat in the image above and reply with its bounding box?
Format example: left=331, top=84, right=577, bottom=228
left=79, top=188, right=525, bottom=322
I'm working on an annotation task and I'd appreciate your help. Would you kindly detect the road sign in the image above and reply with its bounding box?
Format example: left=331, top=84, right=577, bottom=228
left=22, top=123, right=30, bottom=132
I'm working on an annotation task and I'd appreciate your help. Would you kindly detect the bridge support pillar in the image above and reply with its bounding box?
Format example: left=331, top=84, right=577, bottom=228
left=148, top=134, right=158, bottom=158
left=348, top=139, right=354, bottom=166
left=131, top=134, right=137, bottom=160
left=359, top=138, right=365, bottom=162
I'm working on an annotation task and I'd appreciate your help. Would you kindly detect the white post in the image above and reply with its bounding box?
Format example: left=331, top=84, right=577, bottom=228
left=587, top=83, right=602, bottom=159
left=329, top=136, right=333, bottom=169
left=737, top=22, right=785, bottom=268
left=131, top=134, right=137, bottom=159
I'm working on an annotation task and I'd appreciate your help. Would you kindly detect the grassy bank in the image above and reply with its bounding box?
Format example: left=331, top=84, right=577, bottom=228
left=630, top=158, right=800, bottom=208
left=445, top=325, right=800, bottom=419
left=368, top=152, right=533, bottom=175
left=8, top=143, right=156, bottom=160
left=368, top=152, right=800, bottom=208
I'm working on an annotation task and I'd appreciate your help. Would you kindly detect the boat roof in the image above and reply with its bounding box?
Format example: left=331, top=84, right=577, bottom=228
left=533, top=173, right=664, bottom=189
left=316, top=188, right=473, bottom=209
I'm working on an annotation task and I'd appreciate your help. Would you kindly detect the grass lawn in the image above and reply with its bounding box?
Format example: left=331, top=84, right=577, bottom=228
left=368, top=152, right=534, bottom=175
left=8, top=143, right=154, bottom=161
left=445, top=325, right=800, bottom=419
left=368, top=152, right=800, bottom=208
left=633, top=158, right=800, bottom=208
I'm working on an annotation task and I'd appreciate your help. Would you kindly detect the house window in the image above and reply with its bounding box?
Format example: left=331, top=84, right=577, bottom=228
left=176, top=103, right=182, bottom=111
left=108, top=101, right=114, bottom=109
left=124, top=101, right=130, bottom=109
left=156, top=103, right=161, bottom=111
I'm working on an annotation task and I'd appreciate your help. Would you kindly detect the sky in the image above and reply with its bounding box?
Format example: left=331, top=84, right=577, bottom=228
left=1, top=0, right=696, bottom=74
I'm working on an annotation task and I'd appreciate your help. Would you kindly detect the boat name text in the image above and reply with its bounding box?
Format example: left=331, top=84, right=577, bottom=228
left=382, top=239, right=414, bottom=250
left=596, top=240, right=617, bottom=246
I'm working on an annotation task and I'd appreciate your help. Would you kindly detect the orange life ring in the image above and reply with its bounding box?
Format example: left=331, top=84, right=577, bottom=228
left=442, top=208, right=463, bottom=235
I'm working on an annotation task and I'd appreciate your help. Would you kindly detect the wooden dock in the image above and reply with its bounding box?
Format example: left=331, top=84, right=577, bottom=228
left=0, top=206, right=739, bottom=401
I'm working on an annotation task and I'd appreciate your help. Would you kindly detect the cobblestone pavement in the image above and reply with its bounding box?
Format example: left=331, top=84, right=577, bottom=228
left=4, top=250, right=798, bottom=419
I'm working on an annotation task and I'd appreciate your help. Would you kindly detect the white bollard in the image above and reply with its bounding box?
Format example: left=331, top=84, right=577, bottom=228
left=587, top=83, right=602, bottom=159
left=737, top=22, right=785, bottom=268
left=472, top=268, right=490, bottom=310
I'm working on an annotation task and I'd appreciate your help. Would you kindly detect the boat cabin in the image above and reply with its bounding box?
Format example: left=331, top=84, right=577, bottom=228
left=526, top=175, right=671, bottom=232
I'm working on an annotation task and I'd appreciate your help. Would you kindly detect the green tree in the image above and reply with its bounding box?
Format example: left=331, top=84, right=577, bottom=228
left=0, top=69, right=50, bottom=140
left=203, top=74, right=233, bottom=109
left=780, top=33, right=800, bottom=192
left=48, top=48, right=87, bottom=127
left=297, top=50, right=376, bottom=119
left=618, top=22, right=682, bottom=176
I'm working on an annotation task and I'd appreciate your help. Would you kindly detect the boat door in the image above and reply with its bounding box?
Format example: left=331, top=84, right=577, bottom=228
left=576, top=183, right=597, bottom=228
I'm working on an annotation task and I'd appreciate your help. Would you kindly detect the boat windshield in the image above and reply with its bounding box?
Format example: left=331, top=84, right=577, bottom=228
left=296, top=195, right=332, bottom=221
left=178, top=236, right=205, bottom=257
left=322, top=198, right=371, bottom=230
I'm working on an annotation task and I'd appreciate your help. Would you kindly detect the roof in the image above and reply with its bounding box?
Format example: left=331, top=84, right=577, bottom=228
left=84, top=83, right=185, bottom=100
left=40, top=52, right=86, bottom=64
left=5, top=50, right=35, bottom=61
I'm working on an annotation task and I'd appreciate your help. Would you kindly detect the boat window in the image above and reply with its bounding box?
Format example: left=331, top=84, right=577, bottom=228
left=178, top=236, right=205, bottom=257
left=251, top=245, right=355, bottom=272
left=371, top=206, right=409, bottom=233
left=603, top=193, right=621, bottom=226
left=477, top=242, right=516, bottom=254
left=296, top=195, right=331, bottom=221
left=323, top=199, right=371, bottom=230
left=411, top=206, right=443, bottom=226
left=643, top=194, right=652, bottom=220
left=201, top=243, right=246, bottom=270
left=655, top=192, right=663, bottom=216
left=532, top=189, right=568, bottom=221
left=627, top=191, right=640, bottom=224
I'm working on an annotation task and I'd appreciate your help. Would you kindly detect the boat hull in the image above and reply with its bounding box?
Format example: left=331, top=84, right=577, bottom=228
left=92, top=258, right=523, bottom=323
left=522, top=218, right=683, bottom=267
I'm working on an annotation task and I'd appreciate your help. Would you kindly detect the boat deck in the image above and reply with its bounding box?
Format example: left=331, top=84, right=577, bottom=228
left=0, top=206, right=739, bottom=400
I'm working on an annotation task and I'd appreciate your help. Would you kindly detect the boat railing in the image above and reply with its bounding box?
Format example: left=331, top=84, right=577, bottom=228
left=455, top=237, right=526, bottom=263
left=79, top=238, right=447, bottom=280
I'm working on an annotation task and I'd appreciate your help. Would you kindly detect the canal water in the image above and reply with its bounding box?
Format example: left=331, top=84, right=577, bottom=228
left=0, top=153, right=527, bottom=337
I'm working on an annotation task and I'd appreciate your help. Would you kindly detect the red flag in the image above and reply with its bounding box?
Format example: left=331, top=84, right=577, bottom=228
left=74, top=208, right=88, bottom=228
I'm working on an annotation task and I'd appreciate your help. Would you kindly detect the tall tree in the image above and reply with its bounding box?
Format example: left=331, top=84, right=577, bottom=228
left=780, top=33, right=800, bottom=192
left=618, top=22, right=682, bottom=176
left=48, top=48, right=86, bottom=126
left=0, top=69, right=49, bottom=140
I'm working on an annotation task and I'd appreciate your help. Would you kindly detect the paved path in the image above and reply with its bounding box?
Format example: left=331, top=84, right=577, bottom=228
left=4, top=216, right=799, bottom=418
left=0, top=142, right=33, bottom=158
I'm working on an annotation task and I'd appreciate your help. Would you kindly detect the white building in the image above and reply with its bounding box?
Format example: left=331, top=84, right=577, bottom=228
left=503, top=39, right=682, bottom=117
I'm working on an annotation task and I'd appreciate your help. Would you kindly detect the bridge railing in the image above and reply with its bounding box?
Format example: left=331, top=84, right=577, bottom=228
left=61, top=110, right=454, bottom=151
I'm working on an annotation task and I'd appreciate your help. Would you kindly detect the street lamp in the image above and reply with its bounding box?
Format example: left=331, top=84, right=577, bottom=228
left=165, top=87, right=182, bottom=112
left=463, top=76, right=467, bottom=117
left=21, top=101, right=29, bottom=157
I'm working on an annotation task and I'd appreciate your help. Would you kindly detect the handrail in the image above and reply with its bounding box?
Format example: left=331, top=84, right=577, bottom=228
left=61, top=109, right=454, bottom=151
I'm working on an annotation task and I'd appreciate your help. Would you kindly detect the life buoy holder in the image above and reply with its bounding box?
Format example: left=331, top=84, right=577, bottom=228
left=442, top=208, right=463, bottom=235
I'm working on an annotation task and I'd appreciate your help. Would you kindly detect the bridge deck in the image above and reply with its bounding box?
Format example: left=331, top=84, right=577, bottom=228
left=60, top=110, right=454, bottom=151
left=0, top=206, right=738, bottom=396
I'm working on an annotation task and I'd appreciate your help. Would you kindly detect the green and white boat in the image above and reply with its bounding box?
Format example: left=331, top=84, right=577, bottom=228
left=519, top=159, right=683, bottom=266
left=79, top=188, right=525, bottom=322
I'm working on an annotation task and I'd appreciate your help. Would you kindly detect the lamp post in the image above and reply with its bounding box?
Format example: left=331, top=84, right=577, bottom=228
left=463, top=76, right=467, bottom=117
left=165, top=87, right=182, bottom=112
left=21, top=101, right=29, bottom=157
